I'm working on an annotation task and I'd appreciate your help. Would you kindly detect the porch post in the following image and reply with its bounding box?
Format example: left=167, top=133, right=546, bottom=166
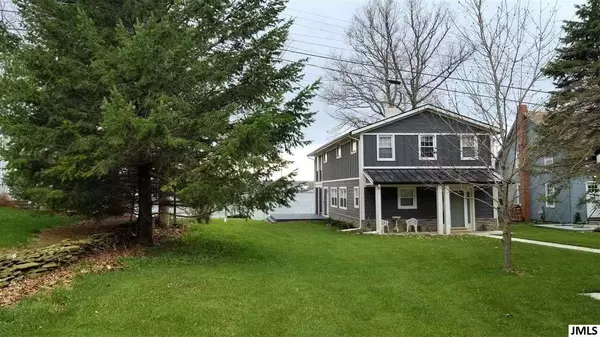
left=375, top=184, right=382, bottom=233
left=443, top=186, right=452, bottom=234
left=436, top=185, right=444, bottom=234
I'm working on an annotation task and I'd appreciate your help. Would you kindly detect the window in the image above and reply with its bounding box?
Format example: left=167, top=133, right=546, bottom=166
left=330, top=187, right=338, bottom=208
left=351, top=140, right=357, bottom=154
left=324, top=152, right=328, bottom=163
left=545, top=183, right=556, bottom=208
left=339, top=187, right=347, bottom=209
left=353, top=186, right=359, bottom=208
left=336, top=146, right=342, bottom=159
left=543, top=156, right=554, bottom=165
left=460, top=135, right=478, bottom=160
left=418, top=135, right=436, bottom=160
left=377, top=135, right=394, bottom=161
left=397, top=187, right=417, bottom=209
left=514, top=183, right=521, bottom=205
left=515, top=150, right=520, bottom=169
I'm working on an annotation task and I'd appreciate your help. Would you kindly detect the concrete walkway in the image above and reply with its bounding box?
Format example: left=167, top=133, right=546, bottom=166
left=475, top=234, right=600, bottom=254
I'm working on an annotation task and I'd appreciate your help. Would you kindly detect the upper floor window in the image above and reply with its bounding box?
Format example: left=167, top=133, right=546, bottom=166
left=351, top=140, right=357, bottom=154
left=460, top=135, right=478, bottom=160
left=339, top=187, right=347, bottom=209
left=543, top=156, right=554, bottom=166
left=545, top=183, right=556, bottom=208
left=377, top=135, right=395, bottom=161
left=418, top=135, right=436, bottom=160
left=324, top=152, right=328, bottom=163
left=398, top=187, right=417, bottom=209
left=336, top=146, right=342, bottom=159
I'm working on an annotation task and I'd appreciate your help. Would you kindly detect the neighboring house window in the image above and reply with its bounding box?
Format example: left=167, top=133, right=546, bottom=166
left=418, top=135, right=436, bottom=160
left=353, top=186, right=359, bottom=208
left=460, top=135, right=478, bottom=160
left=324, top=152, right=328, bottom=163
left=397, top=187, right=417, bottom=209
left=514, top=183, right=520, bottom=205
left=543, top=156, right=554, bottom=165
left=351, top=140, right=357, bottom=154
left=339, top=187, right=347, bottom=209
left=377, top=135, right=395, bottom=161
left=336, top=146, right=342, bottom=159
left=515, top=150, right=520, bottom=170
left=331, top=187, right=338, bottom=207
left=545, top=183, right=556, bottom=208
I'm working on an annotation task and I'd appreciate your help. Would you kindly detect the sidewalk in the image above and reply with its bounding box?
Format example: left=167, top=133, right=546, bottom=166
left=474, top=233, right=600, bottom=254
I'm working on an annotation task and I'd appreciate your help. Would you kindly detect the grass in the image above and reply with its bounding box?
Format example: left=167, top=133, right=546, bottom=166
left=509, top=223, right=600, bottom=249
left=1, top=220, right=600, bottom=336
left=0, top=207, right=81, bottom=249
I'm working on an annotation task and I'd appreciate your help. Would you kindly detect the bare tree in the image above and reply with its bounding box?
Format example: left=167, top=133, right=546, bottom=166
left=445, top=0, right=559, bottom=272
left=323, top=0, right=472, bottom=130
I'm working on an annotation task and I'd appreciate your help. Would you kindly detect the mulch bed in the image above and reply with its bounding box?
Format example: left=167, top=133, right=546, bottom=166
left=0, top=223, right=187, bottom=307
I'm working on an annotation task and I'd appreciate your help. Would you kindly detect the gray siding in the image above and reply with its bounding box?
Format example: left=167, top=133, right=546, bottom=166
left=324, top=180, right=360, bottom=223
left=364, top=187, right=437, bottom=220
left=475, top=187, right=494, bottom=218
left=529, top=174, right=589, bottom=223
left=372, top=111, right=489, bottom=134
left=322, top=141, right=359, bottom=181
left=363, top=134, right=491, bottom=167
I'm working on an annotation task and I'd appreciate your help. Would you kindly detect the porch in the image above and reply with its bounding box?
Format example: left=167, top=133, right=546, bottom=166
left=363, top=169, right=497, bottom=234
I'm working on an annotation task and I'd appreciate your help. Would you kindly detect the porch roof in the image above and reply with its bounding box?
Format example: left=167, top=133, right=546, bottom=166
left=364, top=168, right=495, bottom=184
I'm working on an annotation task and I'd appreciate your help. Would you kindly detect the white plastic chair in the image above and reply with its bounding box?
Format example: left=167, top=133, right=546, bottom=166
left=406, top=218, right=418, bottom=233
left=381, top=219, right=390, bottom=234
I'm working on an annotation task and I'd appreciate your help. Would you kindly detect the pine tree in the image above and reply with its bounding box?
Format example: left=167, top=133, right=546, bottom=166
left=539, top=0, right=600, bottom=175
left=0, top=0, right=317, bottom=245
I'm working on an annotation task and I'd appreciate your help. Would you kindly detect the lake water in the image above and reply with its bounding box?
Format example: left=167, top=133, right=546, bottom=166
left=210, top=192, right=315, bottom=220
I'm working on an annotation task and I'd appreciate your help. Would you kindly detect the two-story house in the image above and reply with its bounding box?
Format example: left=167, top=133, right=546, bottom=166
left=309, top=105, right=498, bottom=234
left=502, top=105, right=596, bottom=224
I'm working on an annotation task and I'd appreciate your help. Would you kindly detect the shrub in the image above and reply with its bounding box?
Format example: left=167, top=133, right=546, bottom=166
left=325, top=218, right=354, bottom=230
left=594, top=227, right=600, bottom=233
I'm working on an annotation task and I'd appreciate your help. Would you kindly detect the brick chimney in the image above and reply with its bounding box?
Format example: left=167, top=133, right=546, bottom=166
left=517, top=104, right=531, bottom=221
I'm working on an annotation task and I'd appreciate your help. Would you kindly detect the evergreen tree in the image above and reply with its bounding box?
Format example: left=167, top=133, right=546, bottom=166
left=0, top=0, right=317, bottom=244
left=539, top=0, right=600, bottom=175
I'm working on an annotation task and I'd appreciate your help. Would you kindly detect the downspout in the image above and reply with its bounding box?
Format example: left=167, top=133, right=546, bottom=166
left=342, top=134, right=363, bottom=232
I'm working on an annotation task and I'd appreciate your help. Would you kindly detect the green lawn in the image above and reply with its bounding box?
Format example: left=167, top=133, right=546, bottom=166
left=510, top=223, right=600, bottom=249
left=1, top=220, right=600, bottom=336
left=0, top=207, right=80, bottom=249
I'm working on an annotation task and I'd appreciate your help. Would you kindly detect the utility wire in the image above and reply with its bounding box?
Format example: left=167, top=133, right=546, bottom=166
left=283, top=49, right=552, bottom=95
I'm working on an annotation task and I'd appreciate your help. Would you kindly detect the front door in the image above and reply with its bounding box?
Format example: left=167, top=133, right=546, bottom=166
left=450, top=191, right=465, bottom=227
left=323, top=188, right=329, bottom=217
left=586, top=182, right=600, bottom=219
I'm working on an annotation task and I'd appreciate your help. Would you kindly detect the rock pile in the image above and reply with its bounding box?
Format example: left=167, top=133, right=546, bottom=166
left=0, top=232, right=123, bottom=288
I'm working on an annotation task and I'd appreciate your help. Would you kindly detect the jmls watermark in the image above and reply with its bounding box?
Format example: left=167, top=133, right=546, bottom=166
left=569, top=325, right=600, bottom=336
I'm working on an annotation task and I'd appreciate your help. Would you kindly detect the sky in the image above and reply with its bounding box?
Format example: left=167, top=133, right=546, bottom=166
left=280, top=0, right=585, bottom=181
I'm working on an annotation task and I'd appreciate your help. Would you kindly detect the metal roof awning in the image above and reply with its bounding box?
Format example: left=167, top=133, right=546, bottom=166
left=364, top=168, right=496, bottom=185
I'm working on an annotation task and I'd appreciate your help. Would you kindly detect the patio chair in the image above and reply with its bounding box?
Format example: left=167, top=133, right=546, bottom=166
left=381, top=219, right=390, bottom=234
left=406, top=218, right=418, bottom=233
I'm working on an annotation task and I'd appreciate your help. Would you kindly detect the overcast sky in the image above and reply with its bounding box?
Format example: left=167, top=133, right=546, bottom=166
left=281, top=0, right=585, bottom=181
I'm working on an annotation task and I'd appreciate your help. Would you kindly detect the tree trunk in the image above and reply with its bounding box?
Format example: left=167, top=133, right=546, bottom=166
left=173, top=191, right=177, bottom=226
left=158, top=190, right=170, bottom=229
left=137, top=164, right=154, bottom=246
left=500, top=205, right=512, bottom=272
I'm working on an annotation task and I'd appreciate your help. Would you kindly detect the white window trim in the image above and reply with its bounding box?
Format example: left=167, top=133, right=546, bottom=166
left=336, top=146, right=342, bottom=159
left=353, top=186, right=359, bottom=208
left=351, top=140, right=357, bottom=154
left=460, top=135, right=479, bottom=160
left=339, top=187, right=347, bottom=210
left=515, top=150, right=520, bottom=170
left=545, top=183, right=556, bottom=209
left=376, top=135, right=395, bottom=161
left=330, top=187, right=338, bottom=208
left=543, top=156, right=554, bottom=166
left=323, top=152, right=328, bottom=163
left=514, top=183, right=521, bottom=205
left=397, top=187, right=418, bottom=209
left=418, top=134, right=437, bottom=161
